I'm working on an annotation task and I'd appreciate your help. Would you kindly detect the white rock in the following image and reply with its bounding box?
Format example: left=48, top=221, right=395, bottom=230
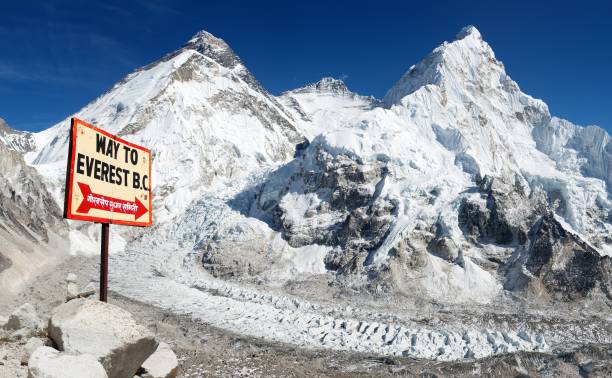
left=28, top=346, right=107, bottom=378
left=66, top=282, right=97, bottom=301
left=48, top=298, right=157, bottom=378
left=0, top=315, right=7, bottom=339
left=8, top=327, right=32, bottom=341
left=21, top=337, right=44, bottom=365
left=66, top=273, right=77, bottom=283
left=141, top=342, right=178, bottom=378
left=0, top=330, right=6, bottom=340
left=4, top=303, right=43, bottom=332
left=66, top=282, right=80, bottom=301
left=80, top=282, right=97, bottom=298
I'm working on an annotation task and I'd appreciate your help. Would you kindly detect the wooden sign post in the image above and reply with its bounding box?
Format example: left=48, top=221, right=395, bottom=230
left=63, top=117, right=152, bottom=301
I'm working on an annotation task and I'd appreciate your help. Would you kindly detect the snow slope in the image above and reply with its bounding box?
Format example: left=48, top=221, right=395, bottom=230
left=279, top=77, right=379, bottom=140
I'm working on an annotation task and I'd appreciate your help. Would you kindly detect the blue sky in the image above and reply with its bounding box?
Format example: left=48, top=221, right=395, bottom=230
left=1, top=0, right=610, bottom=133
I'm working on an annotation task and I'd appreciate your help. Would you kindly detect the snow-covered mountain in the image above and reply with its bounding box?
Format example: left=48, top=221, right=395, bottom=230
left=26, top=31, right=303, bottom=223
left=0, top=119, right=68, bottom=292
left=232, top=25, right=611, bottom=303
left=15, top=24, right=612, bottom=303
left=2, top=25, right=611, bottom=361
left=279, top=77, right=379, bottom=140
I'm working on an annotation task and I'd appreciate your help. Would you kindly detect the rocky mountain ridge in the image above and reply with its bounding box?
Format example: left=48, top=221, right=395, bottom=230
left=23, top=30, right=304, bottom=226
left=0, top=120, right=68, bottom=292
left=230, top=25, right=611, bottom=304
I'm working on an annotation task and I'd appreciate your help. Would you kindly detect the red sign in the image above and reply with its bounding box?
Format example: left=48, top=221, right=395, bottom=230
left=64, top=118, right=152, bottom=226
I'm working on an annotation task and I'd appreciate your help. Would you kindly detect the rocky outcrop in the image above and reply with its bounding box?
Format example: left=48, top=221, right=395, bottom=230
left=456, top=174, right=612, bottom=301
left=251, top=140, right=396, bottom=272
left=0, top=300, right=178, bottom=378
left=458, top=175, right=538, bottom=245
left=1, top=303, right=45, bottom=340
left=4, top=303, right=43, bottom=332
left=48, top=299, right=158, bottom=378
left=508, top=212, right=612, bottom=300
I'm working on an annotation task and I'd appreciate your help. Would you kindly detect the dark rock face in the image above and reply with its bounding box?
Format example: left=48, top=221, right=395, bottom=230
left=456, top=174, right=612, bottom=302
left=427, top=237, right=460, bottom=262
left=459, top=175, right=536, bottom=245
left=458, top=198, right=489, bottom=241
left=559, top=343, right=612, bottom=377
left=521, top=213, right=612, bottom=300
left=252, top=142, right=396, bottom=272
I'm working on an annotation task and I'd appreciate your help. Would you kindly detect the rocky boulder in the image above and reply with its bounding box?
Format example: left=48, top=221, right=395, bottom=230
left=48, top=298, right=157, bottom=378
left=4, top=303, right=44, bottom=332
left=64, top=273, right=96, bottom=302
left=27, top=346, right=107, bottom=378
left=21, top=337, right=46, bottom=365
left=140, top=342, right=178, bottom=378
left=1, top=303, right=44, bottom=340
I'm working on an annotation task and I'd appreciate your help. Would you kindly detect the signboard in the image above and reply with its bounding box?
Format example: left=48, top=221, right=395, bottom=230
left=64, top=117, right=152, bottom=226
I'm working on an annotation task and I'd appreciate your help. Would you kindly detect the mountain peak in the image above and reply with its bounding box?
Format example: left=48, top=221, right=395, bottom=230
left=455, top=25, right=482, bottom=40
left=383, top=25, right=504, bottom=106
left=311, top=77, right=350, bottom=93
left=179, top=29, right=275, bottom=97
left=182, top=29, right=242, bottom=71
left=289, top=77, right=352, bottom=95
left=187, top=30, right=231, bottom=53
